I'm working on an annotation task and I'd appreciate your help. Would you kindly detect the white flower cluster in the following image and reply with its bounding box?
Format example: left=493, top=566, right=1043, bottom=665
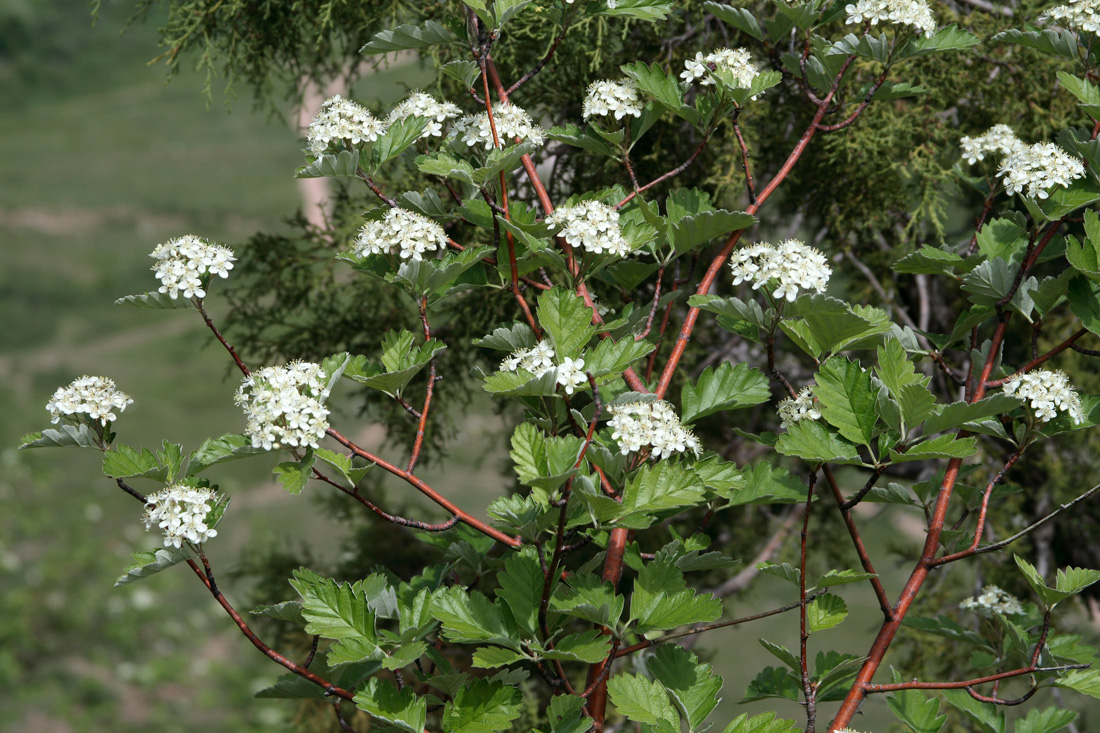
left=565, top=0, right=618, bottom=7
left=353, top=207, right=448, bottom=261
left=608, top=400, right=701, bottom=458
left=556, top=357, right=588, bottom=394
left=386, top=91, right=461, bottom=138
left=583, top=78, right=644, bottom=120
left=452, top=103, right=545, bottom=150
left=998, top=142, right=1085, bottom=200
left=306, top=95, right=387, bottom=157
left=729, top=239, right=832, bottom=302
left=142, top=485, right=222, bottom=548
left=778, top=387, right=821, bottom=429
left=47, top=375, right=133, bottom=427
left=680, top=48, right=759, bottom=89
left=1041, top=0, right=1100, bottom=34
left=960, top=585, right=1026, bottom=616
left=235, top=362, right=331, bottom=451
left=150, top=235, right=235, bottom=300
left=545, top=200, right=633, bottom=257
left=1003, top=369, right=1085, bottom=424
left=959, top=125, right=1026, bottom=165
left=501, top=340, right=556, bottom=375
left=844, top=0, right=937, bottom=37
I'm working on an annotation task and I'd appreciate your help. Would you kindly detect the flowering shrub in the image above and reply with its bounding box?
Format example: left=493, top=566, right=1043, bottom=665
left=24, top=1, right=1100, bottom=732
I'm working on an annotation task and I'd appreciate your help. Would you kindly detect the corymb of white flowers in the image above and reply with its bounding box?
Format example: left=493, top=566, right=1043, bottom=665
left=501, top=340, right=556, bottom=376
left=306, top=95, right=387, bottom=157
left=1003, top=369, right=1085, bottom=425
left=1041, top=0, right=1100, bottom=34
left=354, top=207, right=448, bottom=261
left=545, top=200, right=633, bottom=257
left=583, top=78, right=644, bottom=121
left=960, top=585, right=1026, bottom=616
left=845, top=0, right=937, bottom=37
left=235, top=362, right=331, bottom=451
left=778, top=387, right=821, bottom=429
left=608, top=400, right=701, bottom=458
left=452, top=103, right=545, bottom=150
left=47, top=375, right=133, bottom=427
left=151, top=235, right=235, bottom=300
left=729, top=239, right=832, bottom=302
left=142, top=485, right=222, bottom=548
left=386, top=91, right=461, bottom=138
left=998, top=142, right=1085, bottom=200
left=680, top=47, right=759, bottom=89
left=959, top=124, right=1026, bottom=165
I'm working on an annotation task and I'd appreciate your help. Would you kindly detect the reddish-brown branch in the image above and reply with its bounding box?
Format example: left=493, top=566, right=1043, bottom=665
left=615, top=131, right=714, bottom=209
left=185, top=558, right=353, bottom=701
left=327, top=427, right=520, bottom=547
left=407, top=297, right=436, bottom=473
left=635, top=268, right=664, bottom=342
left=584, top=522, right=630, bottom=731
left=813, top=68, right=890, bottom=133
left=864, top=665, right=1084, bottom=695
left=985, top=328, right=1088, bottom=388
left=197, top=299, right=250, bottom=377
left=116, top=477, right=149, bottom=504
left=799, top=470, right=818, bottom=732
left=822, top=466, right=892, bottom=619
left=732, top=120, right=757, bottom=204
left=312, top=467, right=460, bottom=532
left=506, top=25, right=569, bottom=96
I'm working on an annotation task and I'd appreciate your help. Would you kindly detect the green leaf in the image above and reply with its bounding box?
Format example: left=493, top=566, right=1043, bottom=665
left=20, top=424, right=101, bottom=450
left=705, top=2, right=765, bottom=41
left=274, top=450, right=316, bottom=495
left=1057, top=71, right=1100, bottom=117
left=814, top=357, right=878, bottom=446
left=886, top=686, right=946, bottom=733
left=648, top=644, right=723, bottom=730
left=681, top=362, right=770, bottom=423
left=584, top=337, right=654, bottom=382
left=482, top=367, right=562, bottom=397
left=757, top=562, right=800, bottom=587
left=607, top=674, right=679, bottom=731
left=943, top=689, right=1005, bottom=733
left=114, top=290, right=199, bottom=310
left=537, top=288, right=597, bottom=359
left=807, top=593, right=848, bottom=632
left=962, top=258, right=1017, bottom=306
left=432, top=587, right=521, bottom=650
left=494, top=547, right=544, bottom=637
left=102, top=444, right=161, bottom=480
left=471, top=646, right=528, bottom=668
left=342, top=331, right=447, bottom=397
left=540, top=629, right=612, bottom=663
left=900, top=24, right=980, bottom=59
left=1015, top=707, right=1078, bottom=733
left=546, top=124, right=619, bottom=159
left=721, top=712, right=800, bottom=733
left=620, top=60, right=684, bottom=112
left=759, top=639, right=800, bottom=671
left=922, top=394, right=1022, bottom=436
left=115, top=546, right=195, bottom=587
left=728, top=462, right=807, bottom=505
left=775, top=420, right=863, bottom=465
left=290, top=569, right=382, bottom=665
left=314, top=448, right=371, bottom=488
left=993, top=27, right=1079, bottom=62
left=256, top=661, right=380, bottom=700
left=441, top=679, right=523, bottom=733
left=890, top=434, right=978, bottom=463
left=630, top=559, right=722, bottom=634
left=251, top=600, right=306, bottom=626
left=475, top=322, right=537, bottom=352
left=1055, top=669, right=1100, bottom=699
left=813, top=651, right=865, bottom=700
left=359, top=20, right=459, bottom=55
left=547, top=695, right=593, bottom=733
left=187, top=433, right=267, bottom=474
left=619, top=462, right=708, bottom=527
left=1068, top=275, right=1100, bottom=336
left=417, top=151, right=477, bottom=185
left=893, top=245, right=977, bottom=276
left=1013, top=554, right=1100, bottom=609
left=1066, top=211, right=1100, bottom=282
left=816, top=568, right=877, bottom=588
left=441, top=60, right=481, bottom=89
left=1041, top=179, right=1100, bottom=220
left=668, top=210, right=756, bottom=252
left=509, top=422, right=582, bottom=491
left=474, top=142, right=541, bottom=187
left=741, top=666, right=801, bottom=703
left=551, top=574, right=624, bottom=628
left=368, top=115, right=429, bottom=172
left=876, top=338, right=936, bottom=432
left=353, top=678, right=427, bottom=733
left=491, top=0, right=536, bottom=28
left=295, top=150, right=361, bottom=178
left=591, top=0, right=674, bottom=22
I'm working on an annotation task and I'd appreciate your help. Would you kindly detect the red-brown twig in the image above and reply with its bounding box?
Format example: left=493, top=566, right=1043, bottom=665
left=196, top=299, right=250, bottom=377
left=799, top=469, right=818, bottom=732
left=985, top=328, right=1088, bottom=388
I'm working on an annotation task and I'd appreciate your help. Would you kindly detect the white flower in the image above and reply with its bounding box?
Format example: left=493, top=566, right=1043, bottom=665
left=608, top=400, right=701, bottom=458
left=353, top=207, right=448, bottom=261
left=566, top=0, right=618, bottom=6
left=583, top=78, right=644, bottom=120
left=778, top=387, right=821, bottom=429
left=386, top=91, right=462, bottom=138
left=142, top=485, right=222, bottom=548
left=1041, top=0, right=1100, bottom=34
left=306, top=94, right=387, bottom=157
left=556, top=357, right=588, bottom=394
left=150, top=235, right=236, bottom=300
left=47, top=375, right=133, bottom=427
left=997, top=142, right=1085, bottom=200
left=844, top=0, right=937, bottom=37
left=451, top=103, right=545, bottom=150
left=729, top=239, right=832, bottom=302
left=959, top=124, right=1027, bottom=165
left=235, top=361, right=331, bottom=450
left=545, top=200, right=634, bottom=257
left=500, top=340, right=556, bottom=377
left=1003, top=369, right=1085, bottom=424
left=960, top=585, right=1026, bottom=616
left=680, top=47, right=759, bottom=90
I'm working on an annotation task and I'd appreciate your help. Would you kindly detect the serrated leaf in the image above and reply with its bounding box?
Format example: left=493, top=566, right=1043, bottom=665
left=540, top=629, right=612, bottom=663
left=900, top=24, right=980, bottom=59
left=550, top=574, right=625, bottom=628
left=274, top=450, right=316, bottom=495
left=295, top=150, right=361, bottom=178
left=890, top=434, right=978, bottom=462
left=814, top=358, right=878, bottom=446
left=721, top=712, right=800, bottom=733
left=876, top=338, right=936, bottom=432
left=537, top=287, right=597, bottom=359
left=1015, top=707, right=1077, bottom=733
left=114, top=290, right=199, bottom=310
left=886, top=686, right=946, bottom=733
left=760, top=639, right=800, bottom=671
left=495, top=547, right=544, bottom=637
left=757, top=562, right=800, bottom=586
left=922, top=394, right=1022, bottom=435
left=441, top=679, right=523, bottom=733
left=1055, top=669, right=1100, bottom=699
left=993, top=27, right=1079, bottom=62
left=342, top=332, right=447, bottom=397
left=608, top=674, right=679, bottom=730
left=359, top=20, right=459, bottom=55
left=187, top=433, right=268, bottom=474
left=1058, top=71, right=1100, bottom=117
left=816, top=568, right=878, bottom=588
left=943, top=689, right=1005, bottom=733
left=510, top=423, right=582, bottom=491
left=368, top=115, right=429, bottom=172
left=668, top=210, right=756, bottom=253
left=432, top=586, right=521, bottom=650
left=741, top=666, right=801, bottom=703
left=20, top=424, right=101, bottom=450
left=115, top=546, right=196, bottom=587
left=585, top=337, right=654, bottom=381
left=548, top=695, right=593, bottom=733
left=1068, top=275, right=1100, bottom=336
left=353, top=678, right=427, bottom=733
left=1066, top=210, right=1100, bottom=282
left=475, top=323, right=537, bottom=352
left=592, top=0, right=674, bottom=22
left=705, top=2, right=765, bottom=41
left=314, top=448, right=371, bottom=488
left=1013, top=554, right=1100, bottom=609
left=648, top=644, right=723, bottom=730
left=681, top=362, right=770, bottom=423
left=620, top=60, right=684, bottom=112
left=807, top=593, right=848, bottom=632
left=893, top=244, right=977, bottom=275
left=290, top=569, right=382, bottom=665
left=251, top=600, right=306, bottom=626
left=630, top=559, right=722, bottom=634
left=472, top=646, right=528, bottom=668
left=775, top=420, right=863, bottom=465
left=102, top=445, right=161, bottom=480
left=256, top=661, right=380, bottom=700
left=619, top=462, right=708, bottom=525
left=546, top=124, right=620, bottom=158
left=442, top=60, right=481, bottom=89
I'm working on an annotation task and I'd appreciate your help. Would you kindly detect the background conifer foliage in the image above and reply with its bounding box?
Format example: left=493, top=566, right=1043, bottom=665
left=25, top=0, right=1100, bottom=730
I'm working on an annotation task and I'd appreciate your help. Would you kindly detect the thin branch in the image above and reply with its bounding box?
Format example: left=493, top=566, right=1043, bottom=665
left=968, top=482, right=1100, bottom=557
left=985, top=328, right=1087, bottom=387
left=196, top=299, right=249, bottom=376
